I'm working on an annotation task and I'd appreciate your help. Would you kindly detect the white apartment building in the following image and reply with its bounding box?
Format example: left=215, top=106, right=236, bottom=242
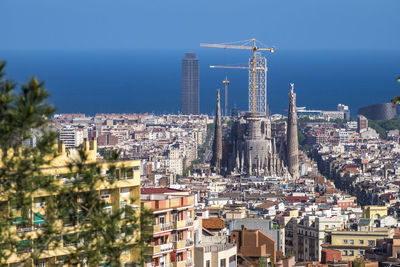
left=294, top=215, right=346, bottom=262
left=194, top=244, right=237, bottom=267
left=59, top=125, right=84, bottom=149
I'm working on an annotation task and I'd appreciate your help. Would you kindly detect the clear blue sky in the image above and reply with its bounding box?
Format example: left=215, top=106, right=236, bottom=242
left=1, top=0, right=400, bottom=51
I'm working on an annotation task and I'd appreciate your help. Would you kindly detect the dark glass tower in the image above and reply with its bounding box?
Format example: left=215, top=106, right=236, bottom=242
left=182, top=53, right=199, bottom=114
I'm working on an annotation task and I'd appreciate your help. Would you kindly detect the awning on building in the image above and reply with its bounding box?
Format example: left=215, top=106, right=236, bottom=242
left=34, top=213, right=46, bottom=224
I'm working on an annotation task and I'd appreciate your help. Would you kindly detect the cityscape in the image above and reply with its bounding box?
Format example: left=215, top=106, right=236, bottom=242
left=1, top=1, right=400, bottom=267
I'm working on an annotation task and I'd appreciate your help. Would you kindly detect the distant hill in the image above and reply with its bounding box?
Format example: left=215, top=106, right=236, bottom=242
left=368, top=117, right=400, bottom=139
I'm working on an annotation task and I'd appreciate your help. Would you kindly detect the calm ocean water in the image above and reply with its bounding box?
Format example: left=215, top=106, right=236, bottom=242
left=1, top=49, right=399, bottom=117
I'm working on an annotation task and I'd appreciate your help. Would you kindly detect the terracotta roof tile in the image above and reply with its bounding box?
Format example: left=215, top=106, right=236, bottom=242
left=202, top=217, right=224, bottom=230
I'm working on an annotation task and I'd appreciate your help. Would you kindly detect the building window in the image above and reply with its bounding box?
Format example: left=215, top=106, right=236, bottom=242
left=343, top=240, right=348, bottom=244
left=368, top=240, right=374, bottom=246
left=349, top=240, right=354, bottom=244
left=342, top=250, right=347, bottom=256
left=103, top=206, right=112, bottom=214
left=120, top=188, right=130, bottom=198
left=220, top=258, right=226, bottom=267
left=349, top=250, right=354, bottom=256
left=206, top=260, right=210, bottom=267
left=359, top=240, right=364, bottom=244
left=35, top=197, right=46, bottom=208
left=100, top=190, right=111, bottom=199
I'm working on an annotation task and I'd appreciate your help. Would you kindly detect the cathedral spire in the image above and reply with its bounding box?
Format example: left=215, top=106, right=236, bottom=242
left=211, top=89, right=223, bottom=174
left=287, top=83, right=299, bottom=179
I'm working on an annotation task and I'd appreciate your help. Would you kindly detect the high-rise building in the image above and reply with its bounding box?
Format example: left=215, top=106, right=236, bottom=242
left=337, top=104, right=350, bottom=120
left=182, top=53, right=199, bottom=114
left=59, top=125, right=84, bottom=149
left=248, top=53, right=267, bottom=115
left=357, top=114, right=368, bottom=133
left=286, top=83, right=299, bottom=180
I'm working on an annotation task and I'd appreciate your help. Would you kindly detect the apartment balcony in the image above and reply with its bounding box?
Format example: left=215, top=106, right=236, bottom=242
left=186, top=239, right=194, bottom=247
left=171, top=259, right=193, bottom=267
left=172, top=261, right=186, bottom=267
left=161, top=243, right=173, bottom=252
left=10, top=217, right=32, bottom=233
left=185, top=258, right=193, bottom=267
left=203, top=243, right=236, bottom=253
left=147, top=263, right=172, bottom=267
left=173, top=240, right=186, bottom=250
left=16, top=225, right=32, bottom=233
left=153, top=222, right=174, bottom=233
left=143, top=196, right=194, bottom=212
left=148, top=243, right=173, bottom=255
left=173, top=220, right=189, bottom=229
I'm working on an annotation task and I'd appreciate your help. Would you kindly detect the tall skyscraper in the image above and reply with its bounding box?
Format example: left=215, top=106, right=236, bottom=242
left=248, top=53, right=268, bottom=115
left=211, top=89, right=222, bottom=174
left=182, top=52, right=199, bottom=114
left=286, top=83, right=299, bottom=179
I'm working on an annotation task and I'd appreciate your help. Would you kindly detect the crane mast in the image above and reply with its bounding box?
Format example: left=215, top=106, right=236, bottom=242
left=200, top=38, right=274, bottom=114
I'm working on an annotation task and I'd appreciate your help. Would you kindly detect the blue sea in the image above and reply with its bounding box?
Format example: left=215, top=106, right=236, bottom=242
left=1, top=49, right=399, bottom=117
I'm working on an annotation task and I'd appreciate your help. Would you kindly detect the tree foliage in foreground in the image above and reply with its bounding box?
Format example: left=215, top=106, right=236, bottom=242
left=390, top=77, right=400, bottom=107
left=0, top=61, right=151, bottom=266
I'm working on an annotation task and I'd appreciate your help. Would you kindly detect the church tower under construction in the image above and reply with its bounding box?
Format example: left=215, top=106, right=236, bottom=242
left=248, top=53, right=268, bottom=115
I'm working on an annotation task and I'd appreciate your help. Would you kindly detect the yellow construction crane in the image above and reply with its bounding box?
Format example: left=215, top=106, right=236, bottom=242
left=200, top=38, right=275, bottom=114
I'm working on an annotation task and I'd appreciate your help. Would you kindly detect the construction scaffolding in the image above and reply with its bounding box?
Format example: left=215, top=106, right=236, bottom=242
left=200, top=38, right=274, bottom=116
left=248, top=53, right=267, bottom=115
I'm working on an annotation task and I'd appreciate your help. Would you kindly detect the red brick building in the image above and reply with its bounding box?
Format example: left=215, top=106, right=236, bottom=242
left=230, top=228, right=276, bottom=266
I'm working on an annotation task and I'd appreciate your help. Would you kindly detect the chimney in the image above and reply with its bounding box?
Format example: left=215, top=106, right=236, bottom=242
left=59, top=141, right=66, bottom=154
left=90, top=138, right=97, bottom=151
left=83, top=138, right=90, bottom=151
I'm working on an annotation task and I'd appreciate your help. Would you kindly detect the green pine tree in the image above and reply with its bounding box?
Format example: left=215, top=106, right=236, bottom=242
left=0, top=61, right=151, bottom=266
left=391, top=76, right=400, bottom=106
